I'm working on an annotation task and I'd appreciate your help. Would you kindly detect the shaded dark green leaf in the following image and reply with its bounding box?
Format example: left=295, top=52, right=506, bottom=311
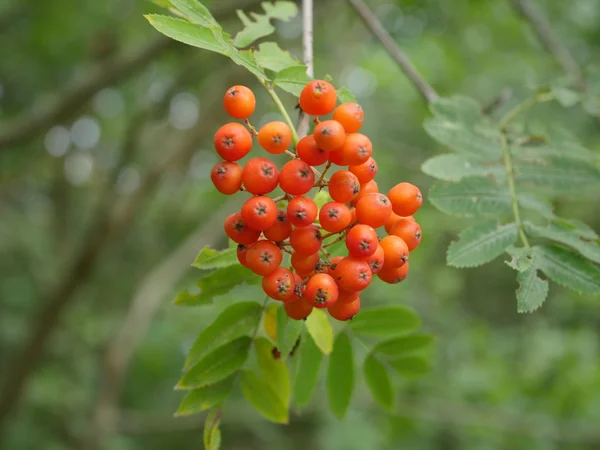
left=326, top=331, right=354, bottom=419
left=388, top=356, right=431, bottom=378
left=373, top=334, right=434, bottom=358
left=176, top=377, right=234, bottom=417
left=293, top=330, right=322, bottom=408
left=349, top=306, right=420, bottom=337
left=363, top=354, right=394, bottom=411
left=273, top=65, right=312, bottom=96
left=240, top=370, right=289, bottom=423
left=534, top=245, right=600, bottom=295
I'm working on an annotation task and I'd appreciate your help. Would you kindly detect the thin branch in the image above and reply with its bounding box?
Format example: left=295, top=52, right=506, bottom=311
left=296, top=0, right=314, bottom=139
left=82, top=198, right=242, bottom=450
left=347, top=0, right=439, bottom=104
left=511, top=0, right=585, bottom=90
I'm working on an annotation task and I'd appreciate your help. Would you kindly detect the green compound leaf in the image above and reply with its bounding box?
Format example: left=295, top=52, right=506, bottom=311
left=515, top=158, right=600, bottom=196
left=421, top=154, right=502, bottom=182
left=240, top=370, right=289, bottom=424
left=516, top=266, right=549, bottom=313
left=255, top=337, right=290, bottom=409
left=429, top=177, right=512, bottom=217
left=305, top=309, right=334, bottom=354
left=233, top=1, right=298, bottom=48
left=169, top=0, right=218, bottom=26
left=254, top=41, right=300, bottom=72
left=534, top=244, right=600, bottom=295
left=175, top=265, right=260, bottom=306
left=525, top=221, right=600, bottom=264
left=145, top=15, right=226, bottom=54
left=349, top=306, right=420, bottom=337
left=273, top=65, right=312, bottom=96
left=275, top=305, right=303, bottom=360
left=184, top=301, right=262, bottom=370
left=326, top=331, right=354, bottom=419
left=175, top=376, right=234, bottom=417
left=423, top=116, right=502, bottom=161
left=337, top=87, right=358, bottom=104
left=293, top=330, right=323, bottom=408
left=447, top=221, right=518, bottom=268
left=178, top=337, right=252, bottom=389
left=373, top=334, right=434, bottom=358
left=363, top=354, right=394, bottom=411
left=429, top=95, right=482, bottom=124
left=505, top=246, right=535, bottom=273
left=388, top=356, right=431, bottom=378
left=551, top=86, right=580, bottom=108
left=518, top=193, right=554, bottom=218
left=552, top=218, right=599, bottom=240
left=203, top=409, right=222, bottom=450
left=193, top=246, right=238, bottom=270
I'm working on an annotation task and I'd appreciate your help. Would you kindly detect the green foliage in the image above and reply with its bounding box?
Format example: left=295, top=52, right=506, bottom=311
left=275, top=305, right=303, bottom=360
left=525, top=222, right=600, bottom=264
left=534, top=245, right=600, bottom=295
left=176, top=377, right=234, bottom=417
left=305, top=308, right=334, bottom=354
left=233, top=2, right=297, bottom=48
left=203, top=409, right=222, bottom=450
left=505, top=246, right=535, bottom=273
left=326, top=331, right=354, bottom=419
left=363, top=354, right=394, bottom=411
left=293, top=330, right=323, bottom=408
left=273, top=66, right=312, bottom=97
left=372, top=334, right=434, bottom=358
left=337, top=87, right=358, bottom=104
left=516, top=266, right=549, bottom=313
left=240, top=370, right=289, bottom=424
left=254, top=337, right=290, bottom=409
left=421, top=154, right=501, bottom=182
left=193, top=246, right=238, bottom=270
left=387, top=356, right=431, bottom=378
left=349, top=306, right=420, bottom=337
left=254, top=42, right=301, bottom=72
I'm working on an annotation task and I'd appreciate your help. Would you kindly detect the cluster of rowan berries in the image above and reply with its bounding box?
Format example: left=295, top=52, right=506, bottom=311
left=211, top=80, right=422, bottom=321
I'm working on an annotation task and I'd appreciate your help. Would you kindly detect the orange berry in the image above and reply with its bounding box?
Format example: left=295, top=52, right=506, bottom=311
left=245, top=240, right=283, bottom=276
left=262, top=267, right=297, bottom=302
left=291, top=251, right=320, bottom=274
left=224, top=212, right=261, bottom=245
left=242, top=157, right=279, bottom=195
left=384, top=212, right=415, bottom=234
left=351, top=180, right=378, bottom=206
left=345, top=224, right=378, bottom=258
left=349, top=157, right=378, bottom=184
left=313, top=120, right=346, bottom=151
left=334, top=256, right=372, bottom=292
left=341, top=133, right=372, bottom=166
left=287, top=196, right=318, bottom=227
left=263, top=210, right=292, bottom=242
left=214, top=122, right=253, bottom=161
left=355, top=193, right=392, bottom=229
left=297, top=135, right=328, bottom=166
left=328, top=296, right=360, bottom=321
left=284, top=296, right=313, bottom=320
left=333, top=102, right=364, bottom=133
left=328, top=170, right=360, bottom=203
left=328, top=148, right=347, bottom=166
left=299, top=80, right=337, bottom=116
left=290, top=224, right=322, bottom=256
left=279, top=160, right=315, bottom=195
left=387, top=182, right=423, bottom=216
left=380, top=235, right=409, bottom=269
left=211, top=161, right=243, bottom=195
left=258, top=121, right=292, bottom=154
left=223, top=85, right=255, bottom=119
left=319, top=202, right=352, bottom=233
left=377, top=262, right=409, bottom=284
left=237, top=244, right=249, bottom=267
left=336, top=289, right=359, bottom=304
left=241, top=196, right=278, bottom=231
left=326, top=256, right=343, bottom=277
left=389, top=219, right=422, bottom=251
left=362, top=244, right=385, bottom=274
left=304, top=273, right=339, bottom=308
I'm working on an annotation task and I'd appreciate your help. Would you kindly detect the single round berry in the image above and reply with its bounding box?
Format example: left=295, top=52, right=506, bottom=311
left=245, top=240, right=283, bottom=276
left=328, top=148, right=347, bottom=166
left=313, top=120, right=346, bottom=152
left=377, top=262, right=409, bottom=284
left=380, top=235, right=409, bottom=269
left=287, top=196, right=318, bottom=227
left=223, top=85, right=255, bottom=119
left=384, top=211, right=409, bottom=234
left=328, top=170, right=360, bottom=203
left=319, top=202, right=352, bottom=233
left=211, top=161, right=242, bottom=195
left=279, top=159, right=315, bottom=195
left=346, top=224, right=378, bottom=258
left=389, top=219, right=422, bottom=251
left=333, top=102, right=364, bottom=133
left=363, top=244, right=384, bottom=274
left=214, top=123, right=253, bottom=161
left=351, top=179, right=378, bottom=206
left=241, top=196, right=278, bottom=231
left=291, top=251, right=320, bottom=274
left=258, top=121, right=292, bottom=155
left=242, top=157, right=279, bottom=195
left=328, top=296, right=360, bottom=321
left=263, top=210, right=292, bottom=242
left=299, top=80, right=337, bottom=116
left=297, top=135, right=328, bottom=166
left=341, top=133, right=372, bottom=166
left=355, top=193, right=392, bottom=229
left=304, top=273, right=339, bottom=308
left=336, top=289, right=359, bottom=305
left=290, top=224, right=322, bottom=256
left=237, top=244, right=249, bottom=267
left=388, top=182, right=423, bottom=217
left=262, top=267, right=297, bottom=302
left=284, top=296, right=313, bottom=320
left=224, top=212, right=261, bottom=245
left=349, top=157, right=378, bottom=184
left=326, top=256, right=343, bottom=278
left=334, top=257, right=372, bottom=292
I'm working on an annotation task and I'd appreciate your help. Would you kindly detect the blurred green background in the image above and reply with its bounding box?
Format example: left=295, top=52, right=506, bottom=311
left=1, top=0, right=600, bottom=449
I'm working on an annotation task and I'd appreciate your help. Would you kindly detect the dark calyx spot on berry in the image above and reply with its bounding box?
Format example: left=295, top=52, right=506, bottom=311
left=370, top=260, right=381, bottom=270
left=223, top=137, right=235, bottom=148
left=352, top=182, right=360, bottom=194
left=255, top=203, right=268, bottom=216
left=359, top=270, right=369, bottom=281
left=294, top=284, right=304, bottom=297
left=277, top=281, right=290, bottom=294
left=315, top=231, right=323, bottom=242
left=315, top=288, right=328, bottom=305
left=217, top=166, right=227, bottom=175
left=379, top=196, right=390, bottom=205
left=299, top=168, right=310, bottom=179
left=277, top=212, right=287, bottom=222
left=272, top=134, right=283, bottom=144
left=416, top=192, right=423, bottom=201
left=228, top=88, right=239, bottom=97
left=296, top=210, right=307, bottom=220
left=358, top=145, right=368, bottom=156
left=369, top=163, right=376, bottom=171
left=415, top=231, right=422, bottom=241
left=359, top=240, right=371, bottom=250
left=314, top=83, right=325, bottom=95
left=260, top=252, right=273, bottom=263
left=321, top=127, right=332, bottom=136
left=401, top=255, right=408, bottom=263
left=234, top=220, right=246, bottom=232
left=328, top=208, right=339, bottom=219
left=238, top=244, right=247, bottom=251
left=261, top=165, right=274, bottom=176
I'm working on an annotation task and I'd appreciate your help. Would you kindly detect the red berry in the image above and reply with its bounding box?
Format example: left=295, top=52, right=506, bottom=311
left=223, top=85, right=256, bottom=119
left=211, top=161, right=243, bottom=195
left=242, top=157, right=279, bottom=195
left=362, top=244, right=384, bottom=274
left=319, top=202, right=352, bottom=233
left=333, top=102, right=364, bottom=133
left=279, top=159, right=315, bottom=195
left=328, top=148, right=347, bottom=166
left=287, top=196, right=318, bottom=227
left=245, top=240, right=283, bottom=276
left=333, top=257, right=372, bottom=292
left=290, top=225, right=322, bottom=256
left=387, top=182, right=423, bottom=217
left=328, top=296, right=360, bottom=321
left=262, top=267, right=297, bottom=302
left=345, top=224, right=378, bottom=258
left=351, top=179, right=378, bottom=206
left=224, top=212, right=261, bottom=245
left=355, top=193, right=392, bottom=229
left=291, top=251, right=320, bottom=274
left=336, top=289, right=359, bottom=304
left=304, top=273, right=339, bottom=308
left=213, top=123, right=253, bottom=161
left=341, top=133, right=372, bottom=166
left=299, top=80, right=337, bottom=116
left=297, top=135, right=328, bottom=166
left=389, top=219, right=422, bottom=252
left=284, top=296, right=313, bottom=320
left=377, top=262, right=409, bottom=284
left=263, top=210, right=292, bottom=242
left=313, top=120, right=346, bottom=152
left=349, top=157, right=377, bottom=184
left=237, top=244, right=249, bottom=267
left=258, top=121, right=292, bottom=155
left=328, top=170, right=360, bottom=203
left=380, top=235, right=409, bottom=269
left=241, top=196, right=278, bottom=231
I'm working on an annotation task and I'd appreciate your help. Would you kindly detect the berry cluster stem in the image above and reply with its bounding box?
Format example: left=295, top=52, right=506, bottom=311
left=323, top=232, right=347, bottom=248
